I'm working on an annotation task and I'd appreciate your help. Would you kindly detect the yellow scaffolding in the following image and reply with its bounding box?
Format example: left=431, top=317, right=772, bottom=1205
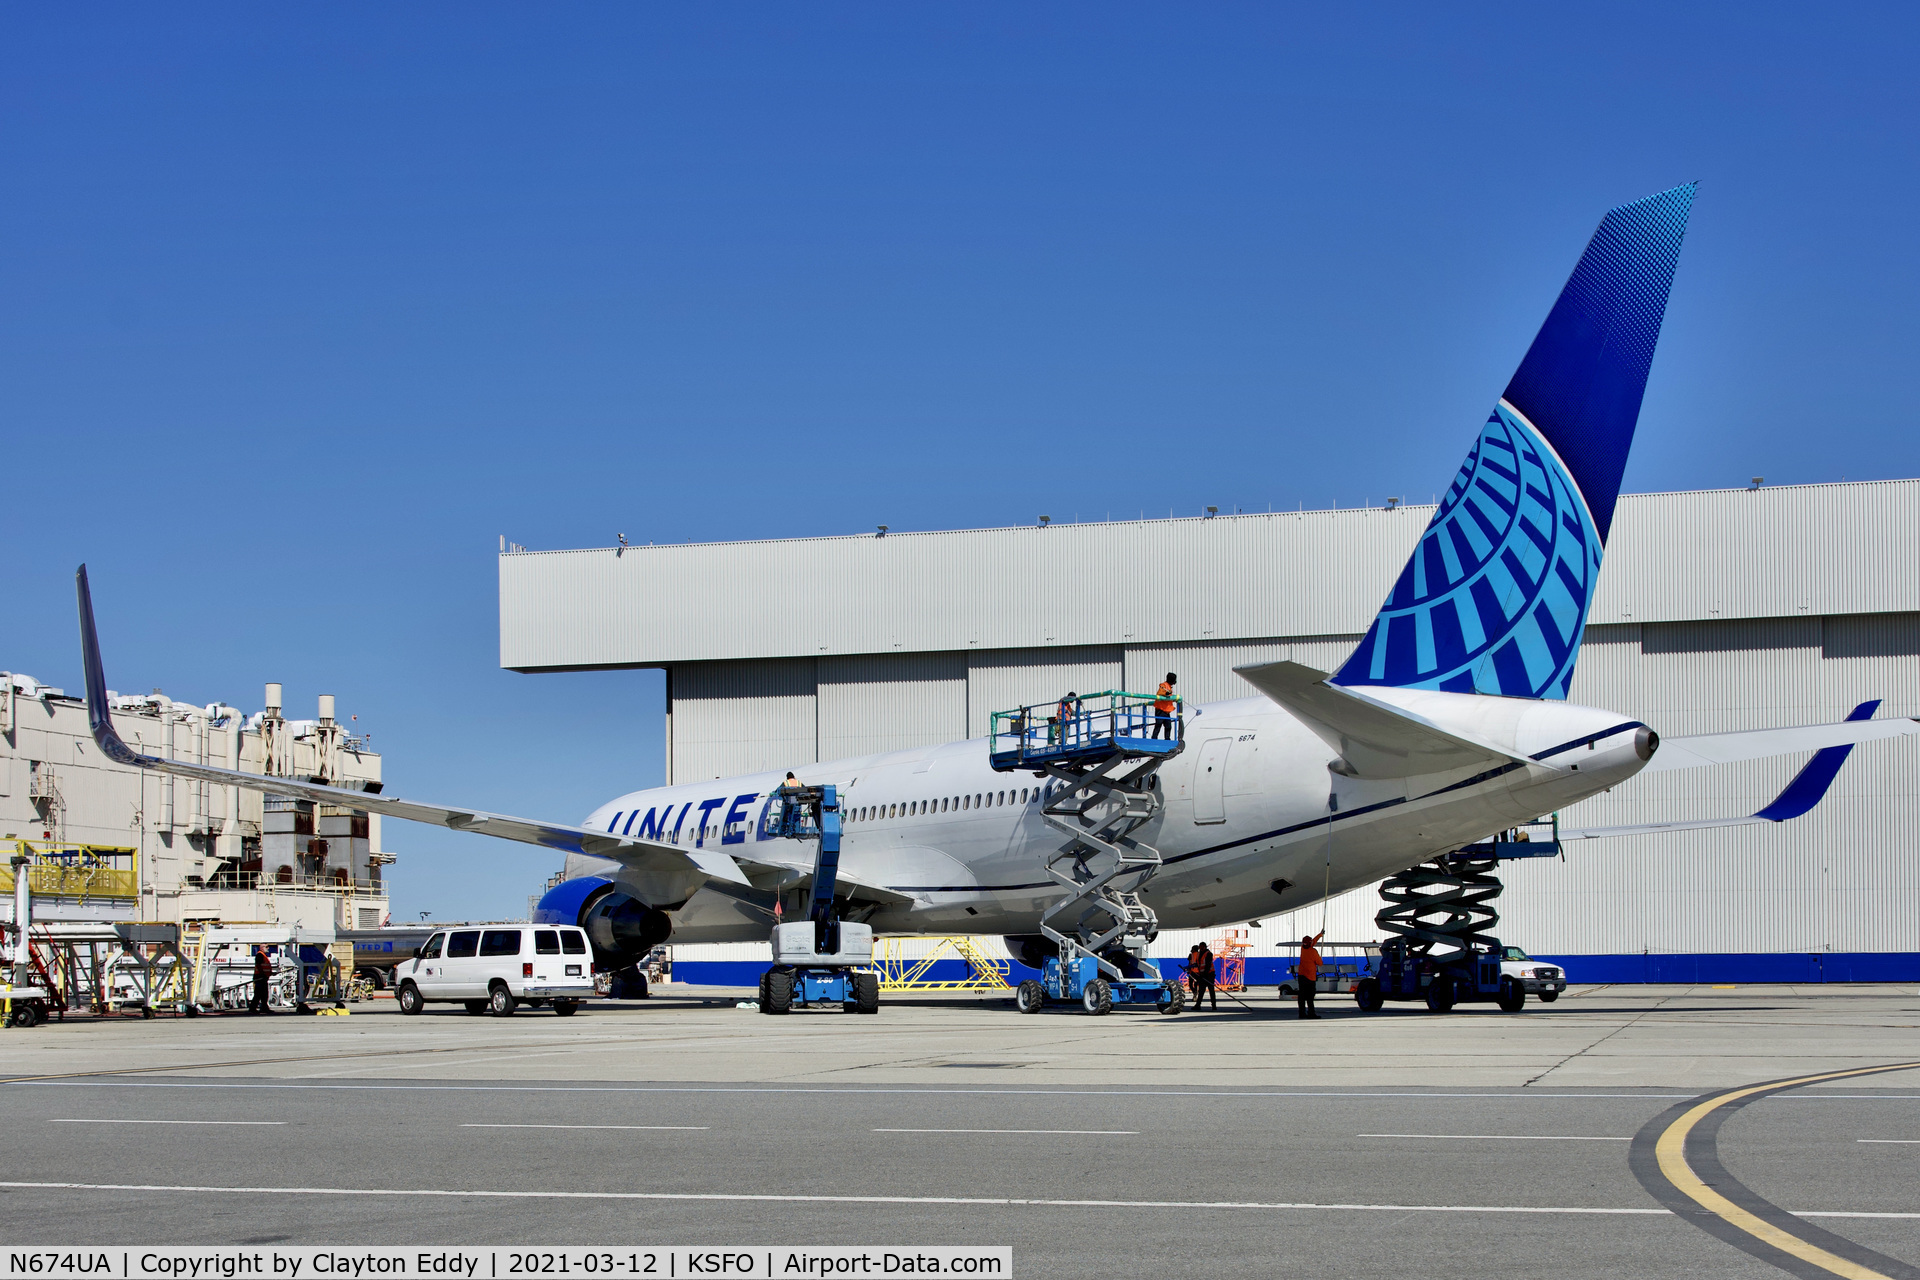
left=874, top=936, right=1014, bottom=992
left=1, top=841, right=138, bottom=902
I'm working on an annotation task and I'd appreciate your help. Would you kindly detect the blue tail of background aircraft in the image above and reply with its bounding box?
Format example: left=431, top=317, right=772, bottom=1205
left=1333, top=183, right=1695, bottom=700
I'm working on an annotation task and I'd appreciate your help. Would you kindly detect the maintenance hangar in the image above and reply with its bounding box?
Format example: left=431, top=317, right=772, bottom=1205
left=499, top=480, right=1920, bottom=983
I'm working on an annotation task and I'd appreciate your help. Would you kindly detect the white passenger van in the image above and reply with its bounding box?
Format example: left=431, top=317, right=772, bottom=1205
left=395, top=924, right=595, bottom=1017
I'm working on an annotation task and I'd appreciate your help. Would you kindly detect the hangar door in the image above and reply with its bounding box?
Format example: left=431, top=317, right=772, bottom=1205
left=1192, top=737, right=1232, bottom=824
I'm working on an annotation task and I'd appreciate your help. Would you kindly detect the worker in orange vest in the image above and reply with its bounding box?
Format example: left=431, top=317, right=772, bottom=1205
left=1295, top=930, right=1326, bottom=1019
left=1152, top=673, right=1178, bottom=739
left=1189, top=940, right=1217, bottom=1010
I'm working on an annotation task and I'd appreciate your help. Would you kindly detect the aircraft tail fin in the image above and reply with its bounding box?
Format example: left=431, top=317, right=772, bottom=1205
left=1333, top=183, right=1695, bottom=700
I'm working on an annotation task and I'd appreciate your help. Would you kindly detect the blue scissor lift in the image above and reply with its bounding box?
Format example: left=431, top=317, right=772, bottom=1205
left=757, top=783, right=880, bottom=1015
left=989, top=692, right=1187, bottom=1015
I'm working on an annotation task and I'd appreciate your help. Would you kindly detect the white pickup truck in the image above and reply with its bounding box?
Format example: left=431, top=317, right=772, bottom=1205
left=1499, top=946, right=1567, bottom=1002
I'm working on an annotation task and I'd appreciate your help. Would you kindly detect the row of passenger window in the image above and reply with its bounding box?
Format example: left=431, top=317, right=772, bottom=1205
left=847, top=785, right=1045, bottom=824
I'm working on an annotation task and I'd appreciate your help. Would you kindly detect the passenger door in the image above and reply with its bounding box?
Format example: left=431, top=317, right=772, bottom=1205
left=1192, top=737, right=1231, bottom=824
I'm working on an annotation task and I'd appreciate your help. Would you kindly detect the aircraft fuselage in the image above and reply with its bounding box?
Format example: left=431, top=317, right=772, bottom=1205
left=570, top=688, right=1656, bottom=945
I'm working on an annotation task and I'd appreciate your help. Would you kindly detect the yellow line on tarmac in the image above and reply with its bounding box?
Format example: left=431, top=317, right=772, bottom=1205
left=1655, top=1061, right=1920, bottom=1280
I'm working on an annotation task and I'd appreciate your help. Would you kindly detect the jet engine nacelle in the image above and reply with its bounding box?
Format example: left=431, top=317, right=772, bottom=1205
left=535, top=875, right=672, bottom=971
left=1004, top=934, right=1057, bottom=972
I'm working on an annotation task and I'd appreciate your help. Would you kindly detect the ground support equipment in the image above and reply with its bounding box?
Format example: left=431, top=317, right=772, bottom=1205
left=756, top=784, right=880, bottom=1015
left=1355, top=823, right=1560, bottom=1014
left=991, top=692, right=1186, bottom=1016
left=874, top=936, right=1013, bottom=992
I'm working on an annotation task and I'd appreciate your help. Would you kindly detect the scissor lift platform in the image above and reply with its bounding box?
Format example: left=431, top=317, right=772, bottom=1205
left=988, top=690, right=1183, bottom=772
left=991, top=690, right=1187, bottom=1015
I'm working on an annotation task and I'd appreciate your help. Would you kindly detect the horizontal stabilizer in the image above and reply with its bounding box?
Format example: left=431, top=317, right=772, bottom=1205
left=1642, top=704, right=1919, bottom=772
left=75, top=565, right=748, bottom=888
left=1234, top=660, right=1527, bottom=779
left=1562, top=701, right=1893, bottom=839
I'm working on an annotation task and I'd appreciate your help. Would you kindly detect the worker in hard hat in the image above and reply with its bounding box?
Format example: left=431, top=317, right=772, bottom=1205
left=1295, top=930, right=1326, bottom=1019
left=1152, top=672, right=1179, bottom=739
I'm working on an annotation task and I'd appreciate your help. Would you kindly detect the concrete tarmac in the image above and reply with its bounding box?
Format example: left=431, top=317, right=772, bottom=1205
left=2, top=982, right=1916, bottom=1279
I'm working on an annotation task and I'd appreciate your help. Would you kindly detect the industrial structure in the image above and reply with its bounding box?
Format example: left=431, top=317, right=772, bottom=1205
left=500, top=479, right=1920, bottom=982
left=0, top=675, right=393, bottom=933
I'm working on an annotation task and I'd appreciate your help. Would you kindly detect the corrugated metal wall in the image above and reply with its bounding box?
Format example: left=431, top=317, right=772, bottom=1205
left=501, top=481, right=1920, bottom=671
left=819, top=653, right=967, bottom=761
left=1122, top=638, right=1359, bottom=705
left=669, top=659, right=817, bottom=783
left=963, top=647, right=1123, bottom=737
left=1495, top=612, right=1920, bottom=956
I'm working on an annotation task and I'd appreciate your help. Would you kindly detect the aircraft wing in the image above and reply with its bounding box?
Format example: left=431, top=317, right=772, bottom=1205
left=1562, top=703, right=1894, bottom=840
left=73, top=566, right=750, bottom=888
left=732, top=849, right=916, bottom=907
left=1640, top=701, right=1920, bottom=772
left=1233, top=660, right=1529, bottom=778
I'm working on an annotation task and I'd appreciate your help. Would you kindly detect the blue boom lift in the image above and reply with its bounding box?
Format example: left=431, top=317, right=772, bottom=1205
left=989, top=691, right=1188, bottom=1015
left=757, top=783, right=880, bottom=1015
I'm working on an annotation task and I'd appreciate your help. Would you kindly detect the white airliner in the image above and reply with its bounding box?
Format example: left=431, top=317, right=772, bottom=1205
left=75, top=184, right=1918, bottom=981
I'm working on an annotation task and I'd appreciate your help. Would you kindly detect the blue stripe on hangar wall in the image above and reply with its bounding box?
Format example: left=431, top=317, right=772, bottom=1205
left=667, top=952, right=1920, bottom=989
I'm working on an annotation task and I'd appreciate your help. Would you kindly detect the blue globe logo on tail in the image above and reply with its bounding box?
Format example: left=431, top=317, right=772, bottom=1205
left=1337, top=404, right=1599, bottom=699
left=1333, top=182, right=1695, bottom=701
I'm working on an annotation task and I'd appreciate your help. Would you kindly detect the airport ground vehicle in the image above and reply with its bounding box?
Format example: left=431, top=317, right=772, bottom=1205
left=1357, top=937, right=1545, bottom=1013
left=1498, top=945, right=1566, bottom=1001
left=395, top=924, right=594, bottom=1016
left=1276, top=944, right=1379, bottom=1001
left=1016, top=950, right=1183, bottom=1015
left=756, top=784, right=880, bottom=1015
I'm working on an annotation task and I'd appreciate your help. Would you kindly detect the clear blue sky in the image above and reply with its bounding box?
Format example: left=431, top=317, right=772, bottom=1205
left=4, top=6, right=1915, bottom=921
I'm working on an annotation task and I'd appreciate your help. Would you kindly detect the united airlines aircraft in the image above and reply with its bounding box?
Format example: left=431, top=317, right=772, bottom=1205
left=74, top=184, right=1919, bottom=983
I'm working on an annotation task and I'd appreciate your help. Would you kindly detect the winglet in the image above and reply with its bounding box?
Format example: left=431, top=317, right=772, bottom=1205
left=1753, top=699, right=1879, bottom=822
left=75, top=565, right=151, bottom=768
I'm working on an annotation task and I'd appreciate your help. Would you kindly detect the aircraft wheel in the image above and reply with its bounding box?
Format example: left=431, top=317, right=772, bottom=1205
left=1354, top=978, right=1384, bottom=1013
left=764, top=970, right=794, bottom=1015
left=1158, top=984, right=1185, bottom=1015
left=397, top=983, right=424, bottom=1016
left=1539, top=991, right=1560, bottom=1003
left=1082, top=979, right=1112, bottom=1016
left=1497, top=978, right=1526, bottom=1012
left=1016, top=980, right=1045, bottom=1014
left=1424, top=981, right=1456, bottom=1014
